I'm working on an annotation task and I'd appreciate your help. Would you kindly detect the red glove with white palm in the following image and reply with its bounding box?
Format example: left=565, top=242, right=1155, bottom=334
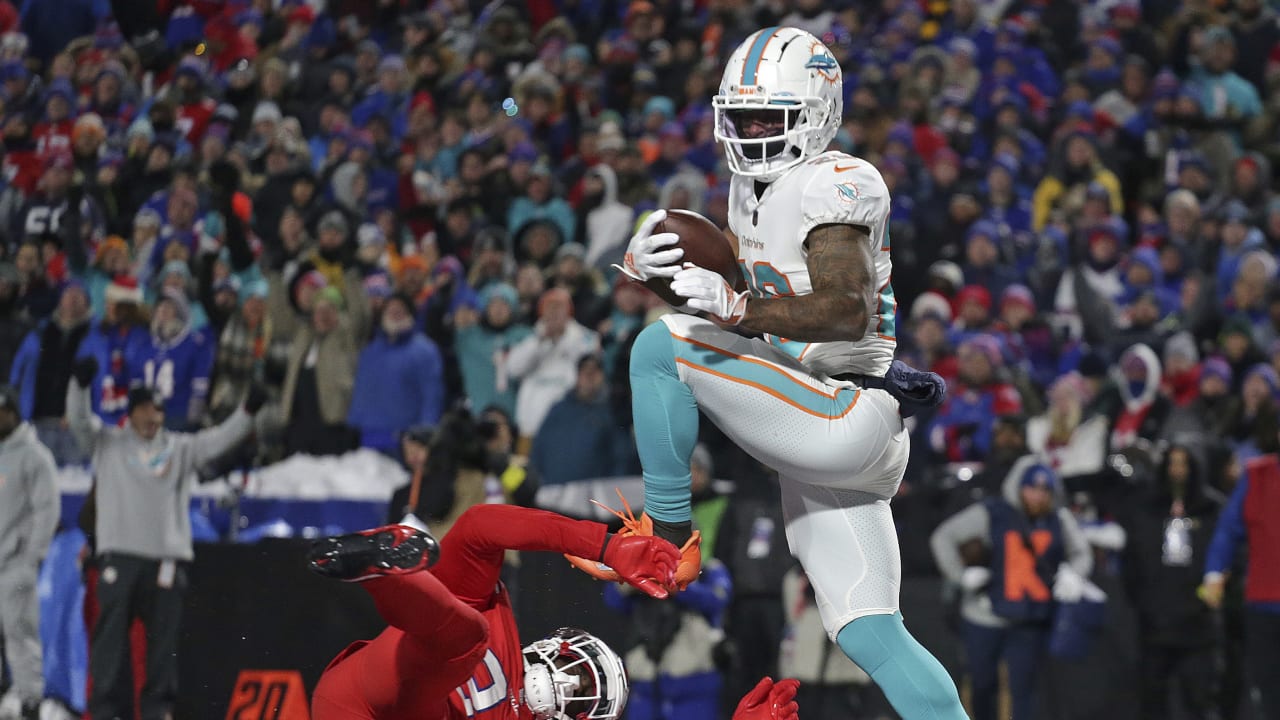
left=732, top=677, right=800, bottom=720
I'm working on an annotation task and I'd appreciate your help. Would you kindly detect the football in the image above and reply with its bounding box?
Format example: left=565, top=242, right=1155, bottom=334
left=644, top=209, right=746, bottom=307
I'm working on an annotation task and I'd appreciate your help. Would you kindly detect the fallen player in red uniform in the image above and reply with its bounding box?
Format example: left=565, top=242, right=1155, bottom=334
left=307, top=504, right=799, bottom=720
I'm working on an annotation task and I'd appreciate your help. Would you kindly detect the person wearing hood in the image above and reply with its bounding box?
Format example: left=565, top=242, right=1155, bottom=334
left=1118, top=443, right=1222, bottom=720
left=421, top=255, right=478, bottom=407
left=1108, top=343, right=1172, bottom=453
left=130, top=288, right=214, bottom=432
left=455, top=283, right=533, bottom=419
left=0, top=384, right=59, bottom=720
left=347, top=293, right=445, bottom=455
left=578, top=164, right=634, bottom=272
left=930, top=457, right=1093, bottom=720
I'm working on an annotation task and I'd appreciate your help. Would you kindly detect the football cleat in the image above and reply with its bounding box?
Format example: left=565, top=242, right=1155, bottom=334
left=307, top=524, right=440, bottom=582
left=564, top=489, right=702, bottom=592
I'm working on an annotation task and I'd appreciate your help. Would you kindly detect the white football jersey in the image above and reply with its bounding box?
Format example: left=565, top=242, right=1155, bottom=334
left=727, top=150, right=897, bottom=377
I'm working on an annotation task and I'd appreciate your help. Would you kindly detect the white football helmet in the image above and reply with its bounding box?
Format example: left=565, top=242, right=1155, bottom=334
left=714, top=26, right=844, bottom=181
left=522, top=628, right=628, bottom=720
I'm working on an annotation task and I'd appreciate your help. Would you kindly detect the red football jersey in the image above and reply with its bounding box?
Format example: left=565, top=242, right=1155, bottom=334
left=429, top=506, right=610, bottom=720
left=447, top=587, right=529, bottom=720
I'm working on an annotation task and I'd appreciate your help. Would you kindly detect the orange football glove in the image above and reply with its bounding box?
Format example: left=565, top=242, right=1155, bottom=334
left=565, top=488, right=702, bottom=592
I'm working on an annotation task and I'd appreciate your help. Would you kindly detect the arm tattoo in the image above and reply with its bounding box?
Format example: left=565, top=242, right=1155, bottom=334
left=738, top=224, right=876, bottom=342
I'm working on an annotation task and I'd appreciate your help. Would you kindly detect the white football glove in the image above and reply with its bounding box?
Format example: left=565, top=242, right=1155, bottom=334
left=1053, top=563, right=1085, bottom=602
left=960, top=566, right=991, bottom=591
left=670, top=263, right=750, bottom=324
left=614, top=209, right=682, bottom=282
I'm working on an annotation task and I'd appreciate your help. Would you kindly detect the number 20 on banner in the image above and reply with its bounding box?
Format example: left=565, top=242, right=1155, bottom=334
left=226, top=670, right=310, bottom=720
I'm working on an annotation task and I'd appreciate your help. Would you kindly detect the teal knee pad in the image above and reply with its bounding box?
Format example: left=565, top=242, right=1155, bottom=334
left=837, top=613, right=967, bottom=720
left=629, top=321, right=698, bottom=523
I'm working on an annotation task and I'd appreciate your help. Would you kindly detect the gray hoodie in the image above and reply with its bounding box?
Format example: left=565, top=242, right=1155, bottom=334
left=0, top=423, right=59, bottom=566
left=67, top=382, right=251, bottom=561
left=930, top=455, right=1093, bottom=628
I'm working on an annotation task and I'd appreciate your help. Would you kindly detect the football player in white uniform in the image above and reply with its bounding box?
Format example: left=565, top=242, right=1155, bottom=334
left=617, top=26, right=967, bottom=720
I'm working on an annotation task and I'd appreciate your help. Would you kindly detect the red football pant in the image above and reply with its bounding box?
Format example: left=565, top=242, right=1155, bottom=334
left=311, top=572, right=489, bottom=719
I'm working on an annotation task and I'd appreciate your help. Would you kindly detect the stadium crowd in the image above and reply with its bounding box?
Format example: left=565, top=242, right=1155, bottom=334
left=1, top=0, right=1280, bottom=718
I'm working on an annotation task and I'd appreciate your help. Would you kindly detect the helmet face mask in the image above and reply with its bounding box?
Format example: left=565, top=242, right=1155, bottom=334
left=713, top=27, right=843, bottom=181
left=522, top=628, right=628, bottom=720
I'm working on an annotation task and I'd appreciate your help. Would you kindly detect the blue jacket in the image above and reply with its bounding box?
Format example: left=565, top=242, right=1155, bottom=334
left=76, top=321, right=150, bottom=425
left=529, top=391, right=633, bottom=485
left=347, top=329, right=444, bottom=453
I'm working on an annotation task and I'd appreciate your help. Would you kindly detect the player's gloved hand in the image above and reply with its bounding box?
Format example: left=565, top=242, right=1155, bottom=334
left=732, top=677, right=800, bottom=720
left=614, top=209, right=682, bottom=281
left=72, top=357, right=98, bottom=387
left=565, top=489, right=703, bottom=593
left=1053, top=563, right=1085, bottom=602
left=671, top=263, right=750, bottom=325
left=960, top=566, right=991, bottom=592
left=602, top=534, right=679, bottom=599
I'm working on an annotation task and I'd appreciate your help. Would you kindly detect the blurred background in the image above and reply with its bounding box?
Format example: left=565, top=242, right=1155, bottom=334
left=0, top=0, right=1279, bottom=718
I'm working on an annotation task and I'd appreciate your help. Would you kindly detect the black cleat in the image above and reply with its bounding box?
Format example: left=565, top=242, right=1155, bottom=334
left=307, top=525, right=440, bottom=582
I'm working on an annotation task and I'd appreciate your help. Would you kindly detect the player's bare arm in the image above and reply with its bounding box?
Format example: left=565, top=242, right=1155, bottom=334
left=737, top=223, right=876, bottom=342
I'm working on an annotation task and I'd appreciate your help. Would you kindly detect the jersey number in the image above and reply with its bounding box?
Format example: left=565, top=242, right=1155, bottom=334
left=737, top=261, right=810, bottom=360
left=143, top=359, right=175, bottom=400
left=455, top=649, right=508, bottom=716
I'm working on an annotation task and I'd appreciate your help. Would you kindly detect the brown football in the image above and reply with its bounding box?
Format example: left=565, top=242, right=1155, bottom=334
left=643, top=209, right=746, bottom=307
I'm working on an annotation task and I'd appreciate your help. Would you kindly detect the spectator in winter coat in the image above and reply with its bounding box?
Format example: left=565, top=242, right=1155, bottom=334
left=928, top=334, right=1024, bottom=462
left=209, top=280, right=289, bottom=425
left=9, top=281, right=91, bottom=464
left=580, top=164, right=634, bottom=271
left=960, top=221, right=1018, bottom=301
left=930, top=457, right=1093, bottom=720
left=280, top=287, right=358, bottom=457
left=0, top=384, right=59, bottom=720
left=1109, top=344, right=1173, bottom=453
left=131, top=289, right=215, bottom=432
left=506, top=287, right=599, bottom=448
left=1032, top=130, right=1122, bottom=231
left=507, top=162, right=575, bottom=246
left=1027, top=372, right=1108, bottom=483
left=454, top=283, right=532, bottom=419
left=75, top=276, right=150, bottom=425
left=529, top=353, right=632, bottom=486
left=347, top=293, right=445, bottom=455
left=1119, top=444, right=1222, bottom=720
